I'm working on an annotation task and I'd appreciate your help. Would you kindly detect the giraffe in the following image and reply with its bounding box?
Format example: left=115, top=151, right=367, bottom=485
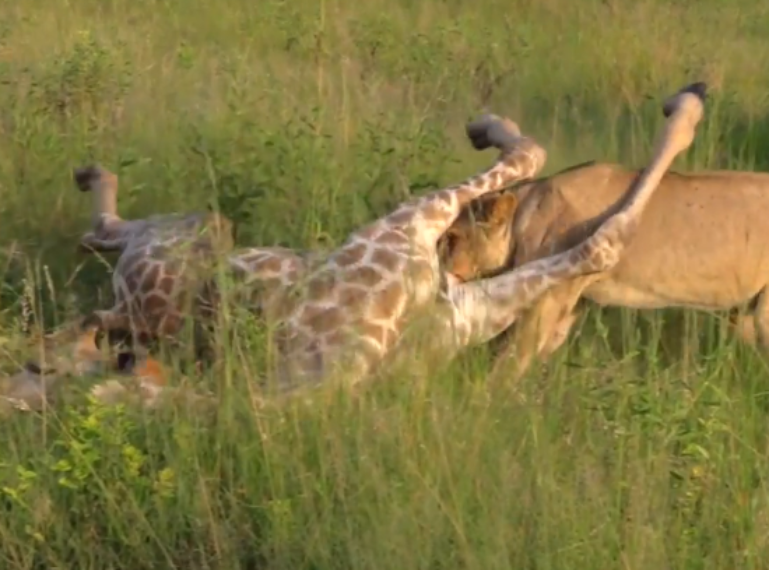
left=210, top=81, right=706, bottom=395
left=74, top=165, right=238, bottom=347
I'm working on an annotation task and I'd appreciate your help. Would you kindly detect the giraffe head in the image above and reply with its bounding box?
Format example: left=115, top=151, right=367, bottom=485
left=0, top=320, right=174, bottom=413
left=437, top=188, right=519, bottom=282
left=73, top=164, right=120, bottom=230
left=0, top=322, right=137, bottom=412
left=31, top=321, right=110, bottom=377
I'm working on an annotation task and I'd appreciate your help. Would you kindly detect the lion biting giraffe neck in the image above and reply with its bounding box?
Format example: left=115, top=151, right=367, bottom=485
left=259, top=115, right=549, bottom=390
left=75, top=82, right=706, bottom=396
left=223, top=84, right=705, bottom=393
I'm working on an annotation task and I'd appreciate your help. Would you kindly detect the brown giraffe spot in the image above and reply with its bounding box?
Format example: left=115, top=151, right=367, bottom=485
left=370, top=248, right=401, bottom=273
left=142, top=265, right=161, bottom=293
left=256, top=255, right=283, bottom=274
left=159, top=276, right=175, bottom=296
left=337, top=285, right=369, bottom=307
left=345, top=265, right=383, bottom=288
left=143, top=293, right=168, bottom=317
left=284, top=268, right=300, bottom=284
left=334, top=242, right=368, bottom=268
left=377, top=232, right=410, bottom=247
left=368, top=281, right=405, bottom=320
left=307, top=273, right=337, bottom=301
left=158, top=314, right=183, bottom=336
left=324, top=329, right=350, bottom=348
left=299, top=304, right=346, bottom=333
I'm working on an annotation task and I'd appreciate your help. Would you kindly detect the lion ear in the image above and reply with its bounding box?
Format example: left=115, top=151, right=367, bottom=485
left=487, top=193, right=517, bottom=225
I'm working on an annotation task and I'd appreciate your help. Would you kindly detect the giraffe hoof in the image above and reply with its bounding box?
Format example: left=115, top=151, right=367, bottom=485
left=679, top=81, right=708, bottom=101
left=663, top=82, right=708, bottom=117
left=73, top=165, right=113, bottom=192
left=466, top=114, right=523, bottom=152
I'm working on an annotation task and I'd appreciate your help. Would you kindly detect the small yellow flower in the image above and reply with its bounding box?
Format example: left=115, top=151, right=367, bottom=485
left=690, top=465, right=705, bottom=479
left=153, top=468, right=176, bottom=499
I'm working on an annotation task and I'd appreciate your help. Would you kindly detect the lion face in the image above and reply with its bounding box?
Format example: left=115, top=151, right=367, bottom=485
left=439, top=191, right=518, bottom=282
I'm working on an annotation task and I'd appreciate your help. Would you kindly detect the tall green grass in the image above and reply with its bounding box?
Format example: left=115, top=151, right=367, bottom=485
left=2, top=0, right=769, bottom=567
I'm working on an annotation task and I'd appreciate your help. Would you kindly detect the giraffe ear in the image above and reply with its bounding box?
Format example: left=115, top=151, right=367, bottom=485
left=486, top=193, right=517, bottom=226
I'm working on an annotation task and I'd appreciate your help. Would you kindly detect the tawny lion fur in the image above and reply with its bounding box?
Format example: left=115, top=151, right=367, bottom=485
left=440, top=154, right=769, bottom=378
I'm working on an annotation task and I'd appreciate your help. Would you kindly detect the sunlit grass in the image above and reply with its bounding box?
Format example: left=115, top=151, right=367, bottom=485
left=1, top=0, right=769, bottom=567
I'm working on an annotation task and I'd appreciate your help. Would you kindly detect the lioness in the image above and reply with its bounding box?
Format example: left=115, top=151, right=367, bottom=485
left=439, top=91, right=769, bottom=378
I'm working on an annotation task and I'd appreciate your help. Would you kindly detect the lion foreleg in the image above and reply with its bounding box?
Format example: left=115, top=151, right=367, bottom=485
left=489, top=276, right=594, bottom=382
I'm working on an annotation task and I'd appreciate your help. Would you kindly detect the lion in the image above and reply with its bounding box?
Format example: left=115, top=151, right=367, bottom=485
left=439, top=87, right=769, bottom=378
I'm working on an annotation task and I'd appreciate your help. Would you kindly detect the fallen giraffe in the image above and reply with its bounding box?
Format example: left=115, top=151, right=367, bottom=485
left=438, top=81, right=767, bottom=379
left=145, top=81, right=705, bottom=396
